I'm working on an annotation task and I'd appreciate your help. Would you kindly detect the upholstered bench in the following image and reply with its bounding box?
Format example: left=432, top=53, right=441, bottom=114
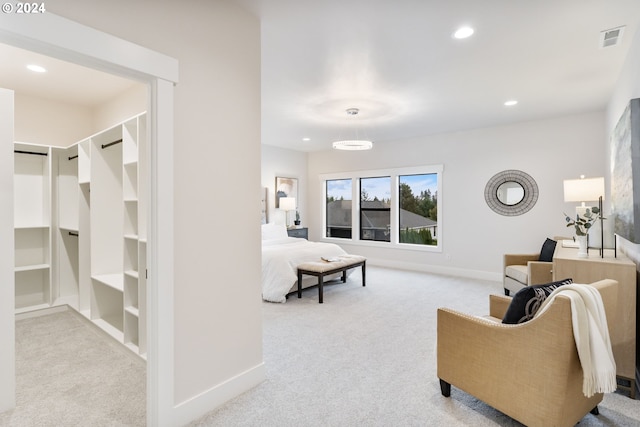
left=297, top=255, right=366, bottom=303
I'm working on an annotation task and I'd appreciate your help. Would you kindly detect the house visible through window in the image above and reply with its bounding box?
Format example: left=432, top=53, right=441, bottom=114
left=399, top=174, right=438, bottom=246
left=360, top=176, right=391, bottom=242
left=322, top=165, right=442, bottom=251
left=326, top=179, right=352, bottom=238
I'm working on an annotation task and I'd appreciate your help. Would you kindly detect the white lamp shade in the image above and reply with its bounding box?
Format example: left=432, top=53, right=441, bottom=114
left=563, top=177, right=605, bottom=202
left=279, top=197, right=296, bottom=211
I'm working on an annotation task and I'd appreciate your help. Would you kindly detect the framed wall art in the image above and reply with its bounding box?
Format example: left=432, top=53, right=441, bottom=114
left=275, top=176, right=298, bottom=208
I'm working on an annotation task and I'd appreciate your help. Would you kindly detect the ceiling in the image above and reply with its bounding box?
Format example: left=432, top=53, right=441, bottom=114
left=1, top=1, right=639, bottom=152
left=0, top=43, right=138, bottom=108
left=237, top=0, right=640, bottom=151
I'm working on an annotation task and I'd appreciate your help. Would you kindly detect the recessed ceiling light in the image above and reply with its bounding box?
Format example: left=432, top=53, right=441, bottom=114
left=453, top=27, right=474, bottom=39
left=504, top=100, right=518, bottom=106
left=26, top=64, right=46, bottom=73
left=302, top=137, right=310, bottom=142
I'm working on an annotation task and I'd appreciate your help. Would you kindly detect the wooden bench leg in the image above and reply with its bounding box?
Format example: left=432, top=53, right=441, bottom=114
left=318, top=274, right=324, bottom=303
left=297, top=270, right=303, bottom=298
left=362, top=262, right=366, bottom=287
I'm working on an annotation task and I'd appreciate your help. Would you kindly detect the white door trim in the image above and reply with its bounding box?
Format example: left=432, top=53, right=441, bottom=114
left=0, top=12, right=178, bottom=425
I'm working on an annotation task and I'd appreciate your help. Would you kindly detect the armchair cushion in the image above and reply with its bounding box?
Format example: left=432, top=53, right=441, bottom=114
left=538, top=238, right=557, bottom=262
left=502, top=278, right=573, bottom=324
left=504, top=265, right=528, bottom=284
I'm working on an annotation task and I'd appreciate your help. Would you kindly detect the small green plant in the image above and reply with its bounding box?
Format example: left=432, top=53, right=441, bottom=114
left=564, top=207, right=602, bottom=236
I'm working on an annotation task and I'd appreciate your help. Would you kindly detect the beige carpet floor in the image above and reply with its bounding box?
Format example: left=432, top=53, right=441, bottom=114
left=1, top=267, right=640, bottom=426
left=0, top=309, right=146, bottom=426
left=192, top=266, right=640, bottom=426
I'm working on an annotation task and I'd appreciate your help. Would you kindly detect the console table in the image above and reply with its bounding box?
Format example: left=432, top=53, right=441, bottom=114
left=553, top=246, right=637, bottom=398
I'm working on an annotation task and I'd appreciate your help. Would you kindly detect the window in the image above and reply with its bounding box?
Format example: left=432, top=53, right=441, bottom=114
left=322, top=165, right=442, bottom=251
left=399, top=174, right=438, bottom=246
left=360, top=176, right=391, bottom=242
left=326, top=179, right=352, bottom=238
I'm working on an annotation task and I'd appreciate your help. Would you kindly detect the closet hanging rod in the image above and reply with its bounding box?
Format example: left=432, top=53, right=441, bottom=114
left=101, top=139, right=123, bottom=149
left=14, top=150, right=47, bottom=156
left=68, top=155, right=78, bottom=160
left=68, top=231, right=79, bottom=237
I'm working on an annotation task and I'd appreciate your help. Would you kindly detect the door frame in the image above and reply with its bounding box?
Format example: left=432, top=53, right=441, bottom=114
left=0, top=13, right=178, bottom=425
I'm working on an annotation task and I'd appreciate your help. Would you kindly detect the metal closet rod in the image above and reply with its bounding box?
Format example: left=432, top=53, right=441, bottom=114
left=68, top=155, right=78, bottom=161
left=101, top=138, right=123, bottom=149
left=68, top=231, right=79, bottom=237
left=14, top=150, right=47, bottom=156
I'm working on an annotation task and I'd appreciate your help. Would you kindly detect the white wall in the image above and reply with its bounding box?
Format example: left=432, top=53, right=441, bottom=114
left=0, top=89, right=15, bottom=412
left=49, top=0, right=263, bottom=421
left=606, top=24, right=640, bottom=263
left=13, top=93, right=93, bottom=146
left=262, top=145, right=308, bottom=226
left=307, top=112, right=607, bottom=281
left=92, top=83, right=147, bottom=133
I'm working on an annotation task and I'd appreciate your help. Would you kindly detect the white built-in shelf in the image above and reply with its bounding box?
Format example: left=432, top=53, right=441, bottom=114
left=92, top=274, right=124, bottom=292
left=124, top=270, right=139, bottom=279
left=14, top=224, right=49, bottom=230
left=15, top=303, right=50, bottom=315
left=15, top=264, right=50, bottom=273
left=93, top=317, right=124, bottom=341
left=125, top=306, right=139, bottom=317
left=124, top=234, right=139, bottom=240
left=59, top=226, right=80, bottom=234
left=124, top=342, right=140, bottom=355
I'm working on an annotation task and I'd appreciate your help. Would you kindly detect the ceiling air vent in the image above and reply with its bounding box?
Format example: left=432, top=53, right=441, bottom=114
left=599, top=26, right=625, bottom=48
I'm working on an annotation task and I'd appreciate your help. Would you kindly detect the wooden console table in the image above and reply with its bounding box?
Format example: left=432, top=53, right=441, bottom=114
left=553, top=246, right=637, bottom=398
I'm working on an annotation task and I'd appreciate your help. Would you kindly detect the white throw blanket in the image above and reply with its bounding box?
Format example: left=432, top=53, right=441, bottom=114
left=535, top=284, right=617, bottom=397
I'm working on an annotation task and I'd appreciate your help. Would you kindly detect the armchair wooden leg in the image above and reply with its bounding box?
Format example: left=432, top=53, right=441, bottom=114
left=504, top=288, right=510, bottom=296
left=590, top=406, right=599, bottom=415
left=439, top=379, right=451, bottom=397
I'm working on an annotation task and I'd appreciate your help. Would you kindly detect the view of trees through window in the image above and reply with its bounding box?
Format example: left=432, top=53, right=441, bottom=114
left=325, top=169, right=440, bottom=247
left=399, top=174, right=438, bottom=245
left=326, top=179, right=352, bottom=238
left=360, top=177, right=391, bottom=242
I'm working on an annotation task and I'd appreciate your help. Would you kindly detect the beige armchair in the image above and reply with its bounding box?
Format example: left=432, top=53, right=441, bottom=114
left=503, top=253, right=553, bottom=295
left=437, top=279, right=618, bottom=427
left=503, top=237, right=570, bottom=296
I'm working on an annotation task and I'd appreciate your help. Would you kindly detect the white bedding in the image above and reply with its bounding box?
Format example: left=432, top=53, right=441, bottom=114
left=262, top=236, right=347, bottom=302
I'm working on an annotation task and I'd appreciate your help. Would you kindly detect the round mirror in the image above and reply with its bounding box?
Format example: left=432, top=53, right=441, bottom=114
left=485, top=170, right=538, bottom=216
left=496, top=181, right=525, bottom=206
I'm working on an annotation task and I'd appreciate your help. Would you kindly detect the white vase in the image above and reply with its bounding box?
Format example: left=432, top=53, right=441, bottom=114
left=576, top=235, right=588, bottom=258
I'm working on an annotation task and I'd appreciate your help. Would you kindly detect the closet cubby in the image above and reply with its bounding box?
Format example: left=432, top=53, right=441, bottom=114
left=14, top=143, right=52, bottom=313
left=13, top=112, right=148, bottom=358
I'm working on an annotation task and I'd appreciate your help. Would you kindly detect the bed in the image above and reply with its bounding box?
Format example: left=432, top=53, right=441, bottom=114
left=262, top=223, right=348, bottom=302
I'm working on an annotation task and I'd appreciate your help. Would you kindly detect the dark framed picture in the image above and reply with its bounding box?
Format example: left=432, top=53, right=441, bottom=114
left=275, top=176, right=298, bottom=208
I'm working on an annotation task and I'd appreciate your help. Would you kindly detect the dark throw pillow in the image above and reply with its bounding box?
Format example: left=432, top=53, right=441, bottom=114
left=502, top=278, right=573, bottom=324
left=538, top=238, right=557, bottom=262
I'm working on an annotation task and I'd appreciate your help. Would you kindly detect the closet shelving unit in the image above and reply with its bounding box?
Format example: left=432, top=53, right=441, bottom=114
left=14, top=142, right=52, bottom=313
left=13, top=112, right=148, bottom=358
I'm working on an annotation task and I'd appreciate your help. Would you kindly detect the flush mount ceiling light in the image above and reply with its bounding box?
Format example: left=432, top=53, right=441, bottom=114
left=504, top=100, right=518, bottom=106
left=453, top=26, right=474, bottom=39
left=26, top=64, right=47, bottom=73
left=332, top=108, right=373, bottom=151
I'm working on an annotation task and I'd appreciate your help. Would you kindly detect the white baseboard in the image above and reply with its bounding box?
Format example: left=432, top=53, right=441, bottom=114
left=170, top=362, right=266, bottom=426
left=366, top=258, right=503, bottom=282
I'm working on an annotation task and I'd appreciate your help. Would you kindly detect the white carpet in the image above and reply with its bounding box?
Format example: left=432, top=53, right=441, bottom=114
left=192, top=266, right=640, bottom=427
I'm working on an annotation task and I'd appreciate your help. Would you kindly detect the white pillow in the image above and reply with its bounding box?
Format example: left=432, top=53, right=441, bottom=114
left=261, top=223, right=288, bottom=240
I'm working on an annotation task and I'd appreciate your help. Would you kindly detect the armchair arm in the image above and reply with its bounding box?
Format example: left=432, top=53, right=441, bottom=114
left=527, top=261, right=553, bottom=285
left=503, top=253, right=539, bottom=268
left=489, top=294, right=511, bottom=319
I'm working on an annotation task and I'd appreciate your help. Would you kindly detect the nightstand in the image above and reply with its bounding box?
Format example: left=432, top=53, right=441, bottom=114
left=287, top=227, right=308, bottom=239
